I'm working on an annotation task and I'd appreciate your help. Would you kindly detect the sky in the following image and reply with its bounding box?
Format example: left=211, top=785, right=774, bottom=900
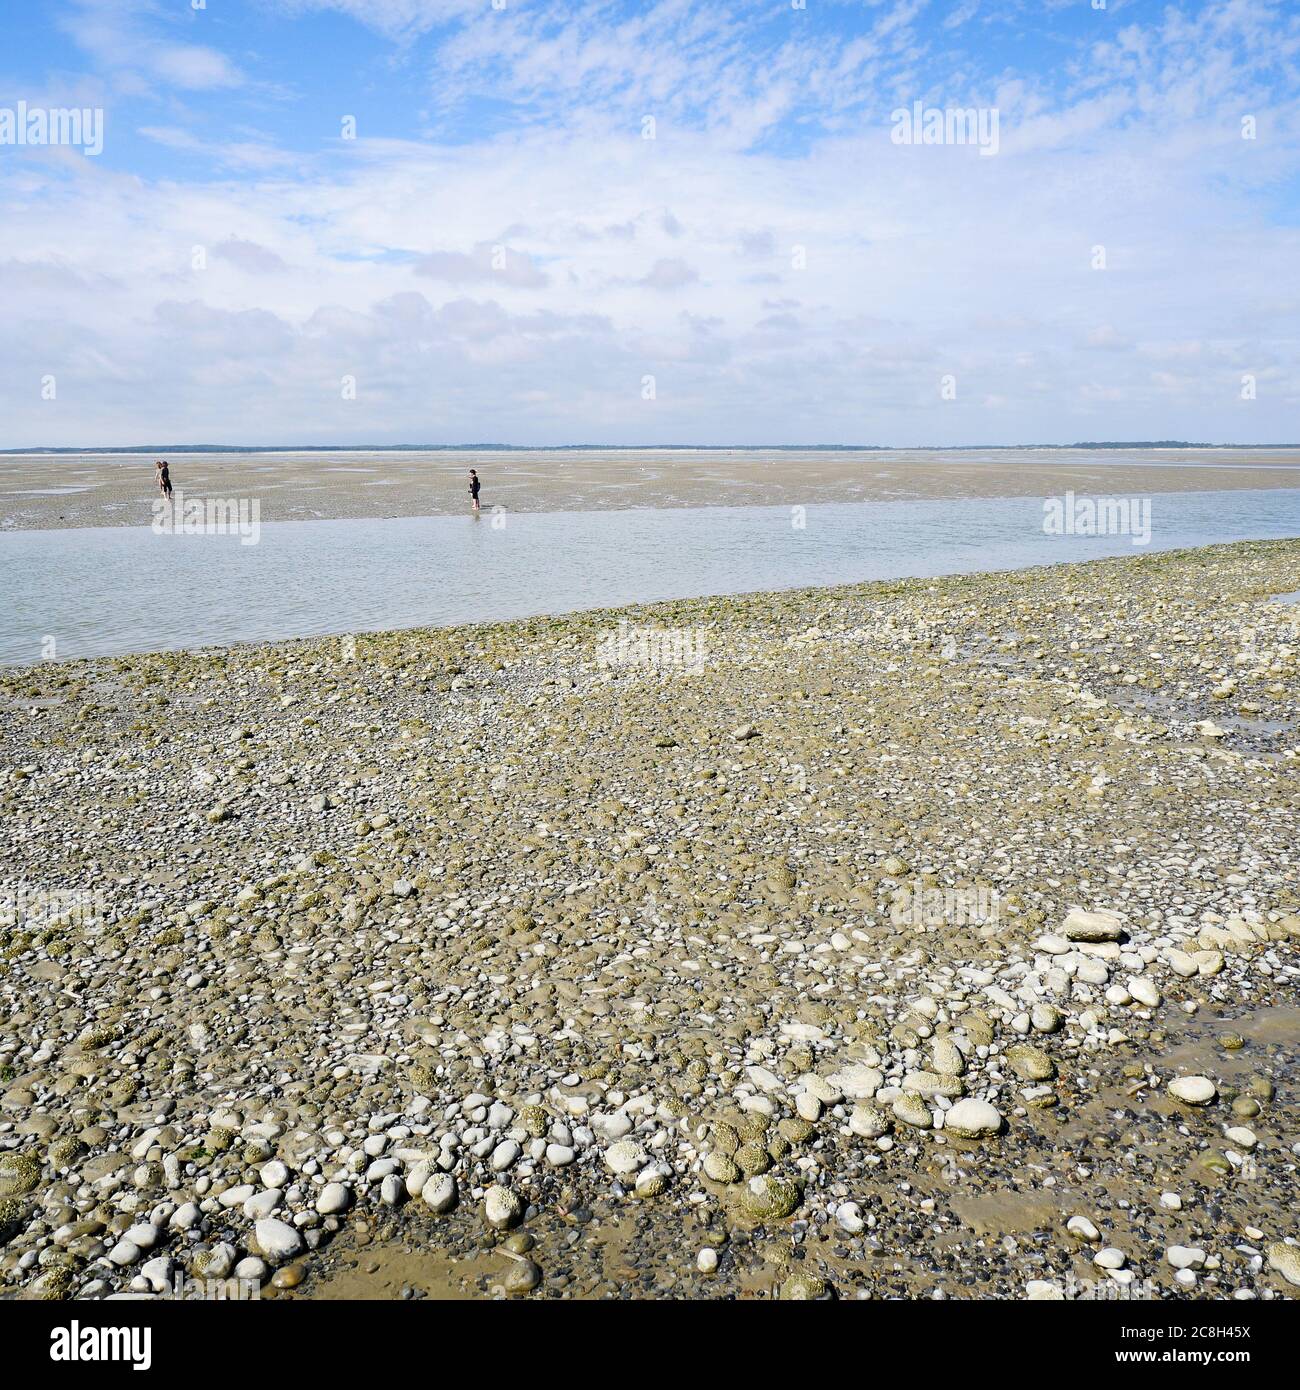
left=1, top=0, right=1298, bottom=447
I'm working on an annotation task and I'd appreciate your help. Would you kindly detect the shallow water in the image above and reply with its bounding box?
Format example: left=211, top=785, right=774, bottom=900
left=1, top=489, right=1297, bottom=666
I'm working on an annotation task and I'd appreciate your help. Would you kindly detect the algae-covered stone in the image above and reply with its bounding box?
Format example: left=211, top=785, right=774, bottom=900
left=1005, top=1044, right=1055, bottom=1082
left=0, top=1151, right=41, bottom=1199
left=735, top=1141, right=772, bottom=1177
left=703, top=1151, right=741, bottom=1184
left=776, top=1116, right=814, bottom=1145
left=932, top=1038, right=966, bottom=1076
left=484, top=1184, right=522, bottom=1229
left=519, top=1104, right=548, bottom=1139
left=849, top=1106, right=891, bottom=1140
left=32, top=1266, right=74, bottom=1300
left=710, top=1121, right=740, bottom=1156
left=741, top=1174, right=800, bottom=1220
left=901, top=1069, right=964, bottom=1099
left=48, top=1137, right=86, bottom=1169
left=408, top=1064, right=438, bottom=1094
left=738, top=1111, right=770, bottom=1141
left=634, top=1164, right=669, bottom=1198
left=1266, top=1242, right=1300, bottom=1287
left=893, top=1093, right=933, bottom=1129
left=780, top=1269, right=827, bottom=1300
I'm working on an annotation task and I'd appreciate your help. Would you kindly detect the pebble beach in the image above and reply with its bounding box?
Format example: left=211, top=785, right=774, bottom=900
left=2, top=538, right=1299, bottom=1301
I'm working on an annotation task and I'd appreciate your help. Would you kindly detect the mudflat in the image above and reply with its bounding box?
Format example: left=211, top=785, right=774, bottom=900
left=2, top=447, right=1299, bottom=530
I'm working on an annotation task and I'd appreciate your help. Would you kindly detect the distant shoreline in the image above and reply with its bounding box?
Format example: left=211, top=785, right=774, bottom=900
left=6, top=441, right=1300, bottom=455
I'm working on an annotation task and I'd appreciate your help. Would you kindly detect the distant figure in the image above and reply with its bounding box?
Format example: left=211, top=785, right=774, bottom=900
left=156, top=460, right=173, bottom=500
left=468, top=468, right=481, bottom=512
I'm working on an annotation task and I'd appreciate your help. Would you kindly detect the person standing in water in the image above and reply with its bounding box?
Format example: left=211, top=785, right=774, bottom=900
left=468, top=468, right=481, bottom=513
left=156, top=459, right=173, bottom=500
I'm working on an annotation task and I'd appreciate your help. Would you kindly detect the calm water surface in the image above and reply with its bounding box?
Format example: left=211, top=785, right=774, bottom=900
left=2, top=490, right=1297, bottom=666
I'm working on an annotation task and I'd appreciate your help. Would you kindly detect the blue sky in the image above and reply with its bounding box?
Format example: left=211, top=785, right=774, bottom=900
left=1, top=0, right=1298, bottom=446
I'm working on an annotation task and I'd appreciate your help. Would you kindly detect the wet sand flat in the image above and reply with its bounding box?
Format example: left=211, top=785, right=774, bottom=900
left=2, top=447, right=1299, bottom=530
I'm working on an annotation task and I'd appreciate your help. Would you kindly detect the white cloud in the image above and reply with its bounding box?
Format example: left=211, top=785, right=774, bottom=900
left=148, top=44, right=243, bottom=91
left=638, top=258, right=700, bottom=290
left=3, top=0, right=1299, bottom=444
left=415, top=243, right=550, bottom=288
left=60, top=1, right=245, bottom=92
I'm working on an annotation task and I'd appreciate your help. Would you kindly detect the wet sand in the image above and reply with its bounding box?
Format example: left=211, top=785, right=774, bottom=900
left=2, top=448, right=1299, bottom=530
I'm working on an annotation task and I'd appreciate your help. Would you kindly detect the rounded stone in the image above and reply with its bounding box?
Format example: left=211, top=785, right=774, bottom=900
left=504, top=1257, right=541, bottom=1294
left=421, top=1173, right=457, bottom=1214
left=1168, top=1075, right=1217, bottom=1106
left=254, top=1217, right=305, bottom=1262
left=315, top=1181, right=352, bottom=1215
left=943, top=1098, right=1003, bottom=1138
left=483, top=1184, right=522, bottom=1229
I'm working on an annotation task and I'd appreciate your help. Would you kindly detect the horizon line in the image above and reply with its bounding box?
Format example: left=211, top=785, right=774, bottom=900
left=7, top=440, right=1300, bottom=455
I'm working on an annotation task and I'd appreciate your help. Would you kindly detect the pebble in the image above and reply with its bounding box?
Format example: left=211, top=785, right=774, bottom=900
left=943, top=1099, right=1003, bottom=1138
left=484, top=1184, right=522, bottom=1229
left=1167, top=1246, right=1206, bottom=1270
left=422, top=1174, right=458, bottom=1214
left=261, top=1160, right=290, bottom=1189
left=138, top=1256, right=174, bottom=1292
left=1168, top=1075, right=1217, bottom=1106
left=1266, top=1242, right=1300, bottom=1287
left=255, top=1217, right=305, bottom=1262
left=604, top=1139, right=646, bottom=1175
left=836, top=1202, right=865, bottom=1234
left=316, top=1182, right=352, bottom=1215
left=490, top=1140, right=521, bottom=1172
left=1063, top=908, right=1125, bottom=942
left=502, top=1257, right=541, bottom=1294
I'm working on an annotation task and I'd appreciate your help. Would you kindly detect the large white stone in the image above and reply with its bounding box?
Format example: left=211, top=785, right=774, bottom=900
left=604, top=1139, right=646, bottom=1175
left=1063, top=908, right=1125, bottom=942
left=421, top=1173, right=457, bottom=1214
left=943, top=1098, right=1003, bottom=1138
left=315, top=1181, right=352, bottom=1214
left=254, top=1217, right=304, bottom=1262
left=1168, top=1075, right=1216, bottom=1105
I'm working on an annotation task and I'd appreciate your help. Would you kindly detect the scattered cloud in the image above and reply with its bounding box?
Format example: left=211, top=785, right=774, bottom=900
left=3, top=0, right=1299, bottom=444
left=638, top=258, right=700, bottom=291
left=210, top=238, right=289, bottom=274
left=414, top=243, right=549, bottom=288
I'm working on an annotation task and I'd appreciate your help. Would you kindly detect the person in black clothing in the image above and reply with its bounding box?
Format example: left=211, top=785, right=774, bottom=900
left=468, top=468, right=481, bottom=512
left=156, top=460, right=173, bottom=499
